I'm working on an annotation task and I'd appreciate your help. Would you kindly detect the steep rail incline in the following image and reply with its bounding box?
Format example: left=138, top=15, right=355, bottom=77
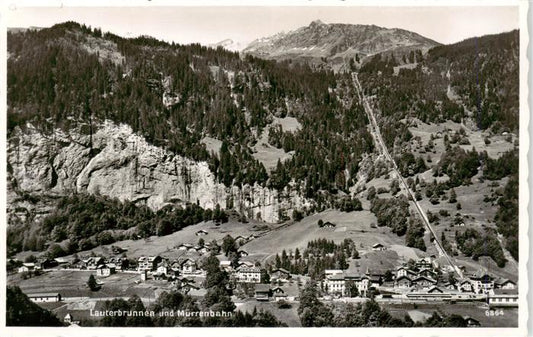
left=352, top=72, right=463, bottom=279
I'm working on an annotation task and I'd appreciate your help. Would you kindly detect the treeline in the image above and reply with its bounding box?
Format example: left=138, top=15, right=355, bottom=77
left=483, top=149, right=519, bottom=181
left=405, top=217, right=427, bottom=251
left=428, top=30, right=519, bottom=131
left=359, top=30, right=519, bottom=133
left=434, top=147, right=518, bottom=187
left=370, top=195, right=426, bottom=251
left=455, top=228, right=507, bottom=267
left=396, top=152, right=427, bottom=177
left=271, top=238, right=360, bottom=279
left=369, top=195, right=410, bottom=235
left=6, top=193, right=227, bottom=257
left=494, top=174, right=519, bottom=261
left=434, top=146, right=480, bottom=187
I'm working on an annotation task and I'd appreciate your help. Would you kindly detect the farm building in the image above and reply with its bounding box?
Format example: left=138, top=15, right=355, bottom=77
left=27, top=292, right=62, bottom=303
left=18, top=263, right=37, bottom=273
left=254, top=284, right=271, bottom=301
left=96, top=264, right=116, bottom=277
left=372, top=243, right=386, bottom=251
left=195, top=229, right=208, bottom=236
left=271, top=268, right=291, bottom=282
left=322, top=221, right=336, bottom=228
left=238, top=250, right=249, bottom=257
left=177, top=243, right=192, bottom=251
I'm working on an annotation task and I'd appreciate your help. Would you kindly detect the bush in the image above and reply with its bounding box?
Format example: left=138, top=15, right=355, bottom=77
left=277, top=300, right=291, bottom=309
left=292, top=209, right=304, bottom=222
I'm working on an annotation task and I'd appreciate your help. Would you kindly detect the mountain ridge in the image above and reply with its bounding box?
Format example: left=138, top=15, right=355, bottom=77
left=243, top=20, right=440, bottom=70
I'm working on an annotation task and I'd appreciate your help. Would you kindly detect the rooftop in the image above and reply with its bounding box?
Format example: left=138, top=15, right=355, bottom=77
left=26, top=292, right=61, bottom=297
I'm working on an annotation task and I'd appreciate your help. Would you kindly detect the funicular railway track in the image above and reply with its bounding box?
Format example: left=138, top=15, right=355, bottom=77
left=352, top=72, right=463, bottom=279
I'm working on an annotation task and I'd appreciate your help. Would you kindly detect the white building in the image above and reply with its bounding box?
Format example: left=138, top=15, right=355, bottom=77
left=324, top=273, right=370, bottom=297
left=469, top=272, right=495, bottom=294
left=18, top=263, right=37, bottom=273
left=235, top=266, right=262, bottom=283
left=96, top=264, right=115, bottom=277
left=137, top=256, right=162, bottom=272
left=489, top=289, right=518, bottom=307
left=27, top=292, right=62, bottom=303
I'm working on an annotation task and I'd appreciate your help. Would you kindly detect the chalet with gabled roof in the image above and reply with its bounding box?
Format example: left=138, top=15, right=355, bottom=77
left=395, top=275, right=412, bottom=288
left=323, top=221, right=336, bottom=228
left=495, top=278, right=517, bottom=290
left=411, top=275, right=437, bottom=289
left=254, top=284, right=271, bottom=301
left=96, top=264, right=116, bottom=277
left=271, top=268, right=291, bottom=281
left=195, top=229, right=208, bottom=236
left=180, top=258, right=197, bottom=275
left=372, top=243, right=385, bottom=251
left=137, top=256, right=162, bottom=272
left=459, top=279, right=474, bottom=292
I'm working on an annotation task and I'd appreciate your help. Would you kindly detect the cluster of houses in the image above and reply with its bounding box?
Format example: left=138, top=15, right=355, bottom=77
left=321, top=256, right=518, bottom=307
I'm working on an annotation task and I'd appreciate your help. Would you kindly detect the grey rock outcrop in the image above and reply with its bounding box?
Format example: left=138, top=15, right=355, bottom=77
left=7, top=121, right=311, bottom=223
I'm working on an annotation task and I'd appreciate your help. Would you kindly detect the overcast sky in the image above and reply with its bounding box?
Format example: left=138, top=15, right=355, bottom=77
left=6, top=6, right=519, bottom=48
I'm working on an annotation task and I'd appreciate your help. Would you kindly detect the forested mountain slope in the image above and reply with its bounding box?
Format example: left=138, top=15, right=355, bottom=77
left=7, top=22, right=373, bottom=255
left=357, top=30, right=519, bottom=262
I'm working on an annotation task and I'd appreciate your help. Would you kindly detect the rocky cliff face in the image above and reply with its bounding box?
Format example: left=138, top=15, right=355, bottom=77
left=7, top=120, right=311, bottom=224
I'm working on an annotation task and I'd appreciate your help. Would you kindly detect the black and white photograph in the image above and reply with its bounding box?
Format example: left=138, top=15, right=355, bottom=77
left=1, top=1, right=529, bottom=336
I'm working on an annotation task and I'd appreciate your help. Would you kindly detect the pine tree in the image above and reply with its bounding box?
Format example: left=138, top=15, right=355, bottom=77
left=87, top=274, right=98, bottom=291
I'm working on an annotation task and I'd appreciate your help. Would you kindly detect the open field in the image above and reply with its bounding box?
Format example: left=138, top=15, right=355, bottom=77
left=242, top=209, right=424, bottom=265
left=407, top=119, right=516, bottom=161
left=200, top=136, right=223, bottom=154
left=70, top=219, right=276, bottom=261
left=7, top=270, right=172, bottom=302
left=252, top=126, right=294, bottom=172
